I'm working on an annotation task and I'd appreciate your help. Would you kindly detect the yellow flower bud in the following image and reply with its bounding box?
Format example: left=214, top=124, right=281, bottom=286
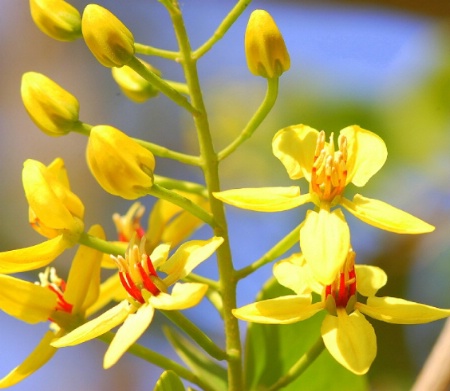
left=21, top=72, right=80, bottom=136
left=111, top=60, right=160, bottom=103
left=30, top=0, right=82, bottom=42
left=82, top=4, right=135, bottom=68
left=87, top=125, right=155, bottom=199
left=245, top=10, right=290, bottom=78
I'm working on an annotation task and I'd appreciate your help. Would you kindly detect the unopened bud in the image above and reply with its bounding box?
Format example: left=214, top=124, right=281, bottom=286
left=21, top=72, right=80, bottom=136
left=87, top=125, right=156, bottom=199
left=111, top=60, right=160, bottom=103
left=82, top=4, right=135, bottom=68
left=30, top=0, right=82, bottom=42
left=245, top=10, right=290, bottom=78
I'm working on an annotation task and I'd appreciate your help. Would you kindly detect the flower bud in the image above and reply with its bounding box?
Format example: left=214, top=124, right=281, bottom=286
left=82, top=4, right=135, bottom=68
left=87, top=125, right=155, bottom=199
left=245, top=10, right=290, bottom=78
left=21, top=72, right=80, bottom=136
left=111, top=60, right=160, bottom=103
left=30, top=0, right=82, bottom=42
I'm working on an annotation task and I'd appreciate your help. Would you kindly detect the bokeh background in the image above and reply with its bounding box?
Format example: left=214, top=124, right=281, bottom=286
left=1, top=0, right=450, bottom=390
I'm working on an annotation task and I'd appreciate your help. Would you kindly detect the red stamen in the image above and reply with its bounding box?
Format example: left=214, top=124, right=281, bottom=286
left=120, top=272, right=145, bottom=303
left=145, top=255, right=157, bottom=276
left=137, top=263, right=160, bottom=296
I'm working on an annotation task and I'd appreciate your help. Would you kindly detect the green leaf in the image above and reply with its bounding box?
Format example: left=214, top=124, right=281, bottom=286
left=164, top=326, right=228, bottom=391
left=244, top=277, right=369, bottom=390
left=153, top=370, right=186, bottom=391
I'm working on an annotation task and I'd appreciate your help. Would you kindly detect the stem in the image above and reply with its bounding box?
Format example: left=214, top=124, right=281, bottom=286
left=184, top=272, right=220, bottom=290
left=148, top=184, right=215, bottom=227
left=78, top=231, right=125, bottom=256
left=160, top=310, right=227, bottom=360
left=134, top=43, right=179, bottom=60
left=153, top=175, right=208, bottom=197
left=267, top=336, right=325, bottom=391
left=218, top=77, right=279, bottom=161
left=166, top=3, right=244, bottom=389
left=193, top=0, right=252, bottom=59
left=97, top=331, right=215, bottom=391
left=236, top=224, right=301, bottom=280
left=127, top=56, right=200, bottom=115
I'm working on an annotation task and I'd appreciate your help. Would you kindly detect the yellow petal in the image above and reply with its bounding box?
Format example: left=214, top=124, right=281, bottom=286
left=0, top=235, right=69, bottom=274
left=52, top=300, right=131, bottom=347
left=159, top=237, right=223, bottom=285
left=341, top=125, right=387, bottom=187
left=355, top=265, right=387, bottom=297
left=104, top=303, right=154, bottom=369
left=232, top=295, right=322, bottom=324
left=213, top=187, right=309, bottom=212
left=149, top=283, right=207, bottom=310
left=300, top=209, right=350, bottom=285
left=321, top=310, right=377, bottom=375
left=64, top=225, right=105, bottom=313
left=357, top=296, right=450, bottom=324
left=0, top=330, right=57, bottom=387
left=0, top=275, right=56, bottom=323
left=272, top=125, right=319, bottom=181
left=273, top=254, right=322, bottom=295
left=150, top=243, right=171, bottom=269
left=341, top=195, right=434, bottom=234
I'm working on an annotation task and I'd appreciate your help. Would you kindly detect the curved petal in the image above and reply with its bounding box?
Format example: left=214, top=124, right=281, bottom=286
left=0, top=330, right=57, bottom=387
left=321, top=309, right=377, bottom=375
left=149, top=282, right=207, bottom=310
left=300, top=208, right=350, bottom=285
left=213, top=187, right=309, bottom=212
left=341, top=195, right=434, bottom=234
left=273, top=254, right=322, bottom=295
left=232, top=295, right=322, bottom=324
left=341, top=126, right=387, bottom=187
left=65, top=225, right=105, bottom=313
left=150, top=243, right=171, bottom=269
left=159, top=237, right=223, bottom=285
left=0, top=235, right=70, bottom=274
left=355, top=265, right=387, bottom=297
left=52, top=300, right=131, bottom=347
left=0, top=275, right=56, bottom=324
left=357, top=296, right=450, bottom=324
left=104, top=303, right=155, bottom=369
left=272, top=124, right=319, bottom=181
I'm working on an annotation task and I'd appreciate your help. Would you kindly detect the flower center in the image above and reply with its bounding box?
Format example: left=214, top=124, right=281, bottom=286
left=311, top=131, right=348, bottom=204
left=113, top=202, right=146, bottom=242
left=112, top=237, right=166, bottom=304
left=38, top=267, right=73, bottom=315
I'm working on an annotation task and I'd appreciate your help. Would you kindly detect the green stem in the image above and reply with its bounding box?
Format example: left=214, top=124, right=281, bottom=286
left=184, top=272, right=220, bottom=290
left=218, top=77, right=279, bottom=161
left=166, top=80, right=190, bottom=95
left=78, top=231, right=125, bottom=256
left=134, top=43, right=179, bottom=60
left=166, top=3, right=244, bottom=389
left=153, top=175, right=208, bottom=197
left=127, top=56, right=200, bottom=115
left=266, top=336, right=325, bottom=391
left=236, top=224, right=301, bottom=280
left=97, top=331, right=215, bottom=391
left=148, top=184, right=215, bottom=227
left=160, top=310, right=227, bottom=360
left=193, top=0, right=252, bottom=59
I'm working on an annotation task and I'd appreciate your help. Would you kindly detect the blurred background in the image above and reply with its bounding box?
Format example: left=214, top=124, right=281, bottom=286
left=1, top=0, right=450, bottom=390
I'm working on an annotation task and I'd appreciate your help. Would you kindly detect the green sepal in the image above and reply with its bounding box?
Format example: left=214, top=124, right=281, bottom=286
left=164, top=326, right=228, bottom=391
left=153, top=370, right=186, bottom=391
left=244, top=277, right=369, bottom=390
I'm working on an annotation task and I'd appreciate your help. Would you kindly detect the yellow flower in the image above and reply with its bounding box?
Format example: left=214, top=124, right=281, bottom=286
left=86, top=125, right=155, bottom=200
left=0, top=225, right=104, bottom=387
left=30, top=0, right=82, bottom=42
left=21, top=72, right=81, bottom=136
left=245, top=10, right=290, bottom=78
left=111, top=60, right=161, bottom=103
left=0, top=158, right=84, bottom=273
left=233, top=250, right=450, bottom=375
left=82, top=4, right=135, bottom=68
left=52, top=236, right=224, bottom=368
left=214, top=125, right=434, bottom=284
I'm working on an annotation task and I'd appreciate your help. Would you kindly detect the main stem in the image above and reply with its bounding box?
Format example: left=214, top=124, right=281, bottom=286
left=168, top=4, right=243, bottom=390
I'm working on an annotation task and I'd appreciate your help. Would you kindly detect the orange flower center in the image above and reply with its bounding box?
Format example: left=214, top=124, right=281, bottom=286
left=311, top=131, right=348, bottom=203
